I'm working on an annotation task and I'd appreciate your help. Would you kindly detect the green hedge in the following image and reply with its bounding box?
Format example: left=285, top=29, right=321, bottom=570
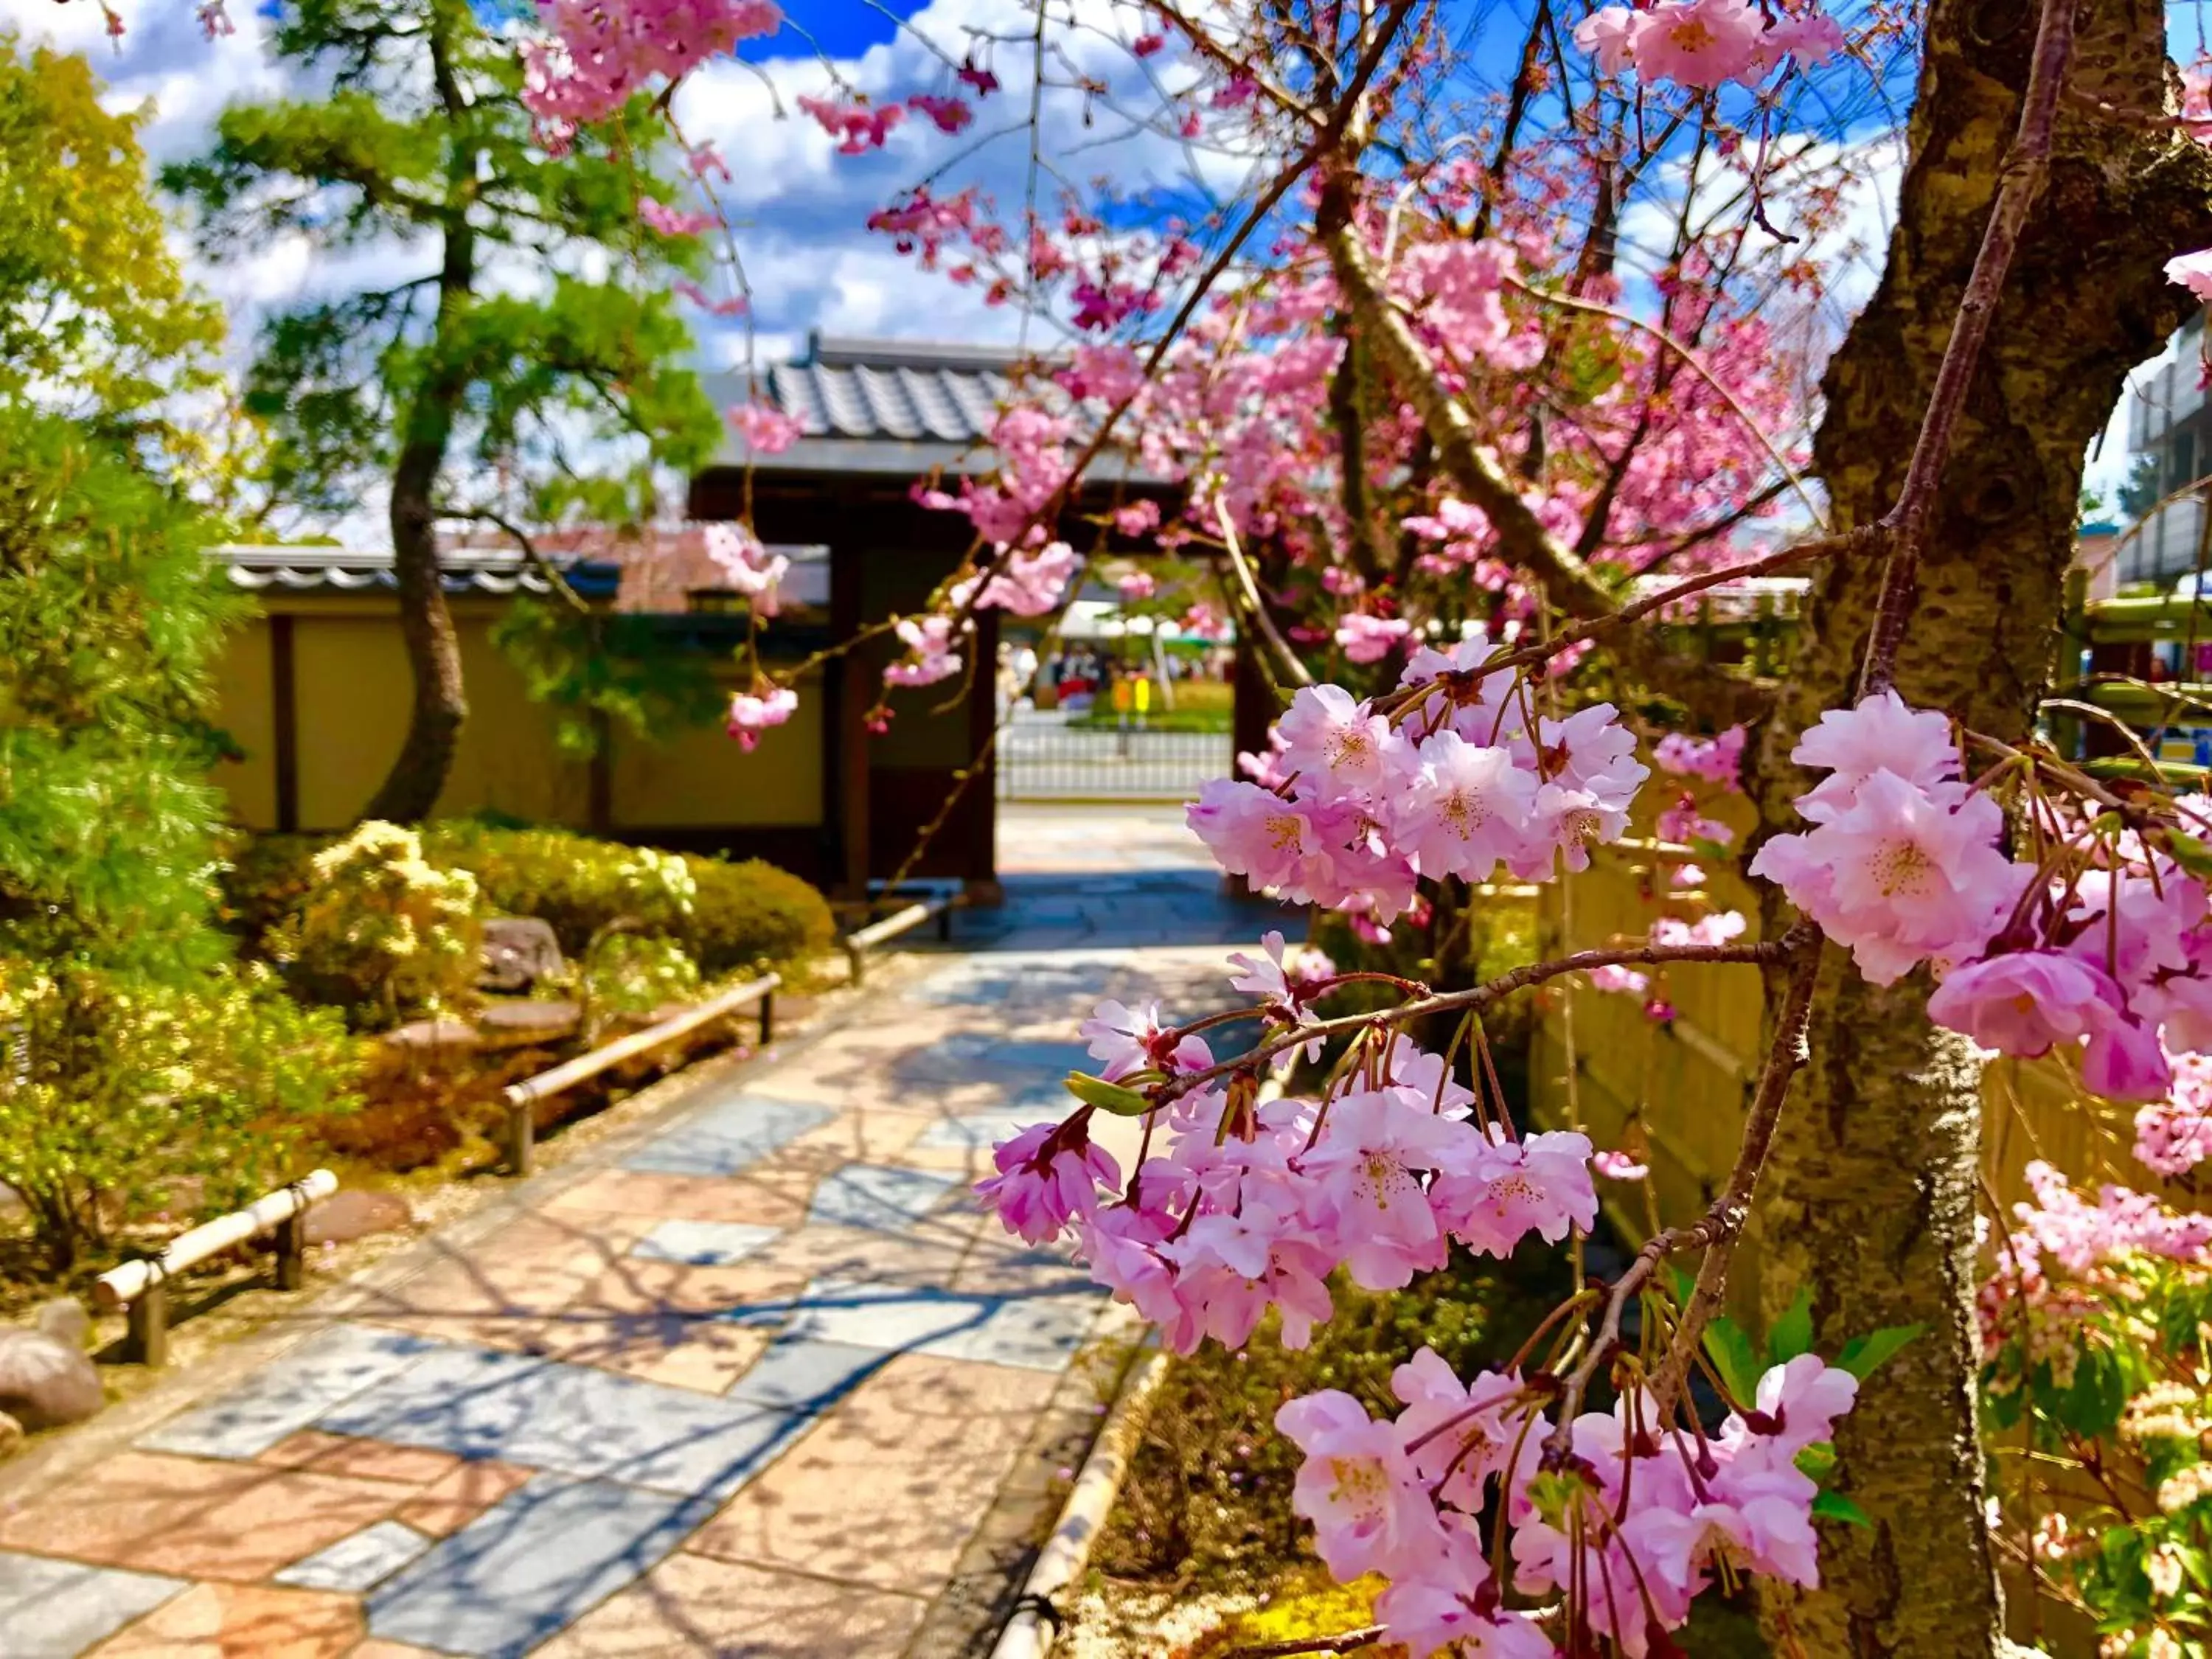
left=221, top=821, right=836, bottom=982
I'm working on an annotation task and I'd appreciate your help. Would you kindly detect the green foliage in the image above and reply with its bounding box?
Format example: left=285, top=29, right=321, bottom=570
left=0, top=36, right=223, bottom=425
left=0, top=411, right=245, bottom=971
left=161, top=0, right=719, bottom=526
left=268, top=823, right=483, bottom=1028
left=678, top=849, right=838, bottom=975
left=580, top=932, right=700, bottom=1033
left=423, top=821, right=833, bottom=975
left=0, top=959, right=358, bottom=1272
left=493, top=599, right=726, bottom=757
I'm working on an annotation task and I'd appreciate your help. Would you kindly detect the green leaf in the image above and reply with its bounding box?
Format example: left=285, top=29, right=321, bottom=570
left=1064, top=1072, right=1153, bottom=1116
left=1794, top=1441, right=1837, bottom=1484
left=1769, top=1287, right=1815, bottom=1364
left=1702, top=1316, right=1764, bottom=1404
left=1836, top=1323, right=1925, bottom=1381
left=2168, top=830, right=2212, bottom=882
left=2054, top=1345, right=2129, bottom=1438
left=1811, top=1491, right=1872, bottom=1528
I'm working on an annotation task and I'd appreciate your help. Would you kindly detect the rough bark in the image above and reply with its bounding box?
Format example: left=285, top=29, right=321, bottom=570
left=1748, top=0, right=2212, bottom=1651
left=361, top=13, right=477, bottom=825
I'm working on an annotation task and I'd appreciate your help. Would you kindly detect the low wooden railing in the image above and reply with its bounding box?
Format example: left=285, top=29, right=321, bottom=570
left=499, top=972, right=780, bottom=1175
left=843, top=894, right=954, bottom=985
left=94, top=1169, right=338, bottom=1367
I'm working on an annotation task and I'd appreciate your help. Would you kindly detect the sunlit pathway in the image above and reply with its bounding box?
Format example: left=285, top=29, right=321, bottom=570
left=0, top=809, right=1292, bottom=1658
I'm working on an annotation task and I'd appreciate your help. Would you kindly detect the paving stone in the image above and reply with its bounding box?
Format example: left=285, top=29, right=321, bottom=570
left=0, top=1450, right=410, bottom=1581
left=545, top=1166, right=815, bottom=1228
left=771, top=1278, right=1103, bottom=1371
left=535, top=1552, right=926, bottom=1658
left=316, top=1343, right=807, bottom=1497
left=274, top=1520, right=434, bottom=1592
left=622, top=1095, right=835, bottom=1178
left=723, top=1338, right=888, bottom=1411
left=891, top=1035, right=1096, bottom=1088
left=687, top=1352, right=1060, bottom=1596
left=395, top=1459, right=535, bottom=1537
left=0, top=1551, right=182, bottom=1659
left=804, top=1164, right=961, bottom=1231
left=366, top=1474, right=709, bottom=1659
left=137, top=1324, right=442, bottom=1461
left=908, top=1106, right=1057, bottom=1152
left=86, top=1581, right=363, bottom=1659
left=257, top=1430, right=461, bottom=1486
left=629, top=1218, right=782, bottom=1267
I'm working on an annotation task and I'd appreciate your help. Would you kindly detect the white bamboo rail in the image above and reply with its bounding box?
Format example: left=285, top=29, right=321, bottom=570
left=94, top=1169, right=338, bottom=1367
left=843, top=894, right=953, bottom=985
left=499, top=972, right=780, bottom=1175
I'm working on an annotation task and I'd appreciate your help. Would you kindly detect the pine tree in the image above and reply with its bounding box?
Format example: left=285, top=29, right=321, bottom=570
left=165, top=0, right=720, bottom=821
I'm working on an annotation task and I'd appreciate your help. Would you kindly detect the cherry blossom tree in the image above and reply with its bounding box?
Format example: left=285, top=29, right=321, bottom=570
left=94, top=0, right=2212, bottom=1645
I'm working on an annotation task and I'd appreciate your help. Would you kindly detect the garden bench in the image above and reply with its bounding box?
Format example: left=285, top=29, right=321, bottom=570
left=93, top=1169, right=339, bottom=1368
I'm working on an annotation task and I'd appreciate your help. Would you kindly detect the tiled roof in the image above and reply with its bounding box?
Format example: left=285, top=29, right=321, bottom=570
left=212, top=543, right=623, bottom=600
left=700, top=333, right=1129, bottom=479
left=766, top=336, right=1026, bottom=443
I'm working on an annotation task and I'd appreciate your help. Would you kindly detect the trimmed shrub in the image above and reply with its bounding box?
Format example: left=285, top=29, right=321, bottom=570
left=269, top=823, right=482, bottom=1028
left=422, top=822, right=833, bottom=975
left=216, top=831, right=328, bottom=955
left=678, top=852, right=835, bottom=975
left=581, top=931, right=700, bottom=1034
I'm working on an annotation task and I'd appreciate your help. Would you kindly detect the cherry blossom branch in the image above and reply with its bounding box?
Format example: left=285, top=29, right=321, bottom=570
left=1464, top=531, right=1876, bottom=682
left=1543, top=923, right=1819, bottom=1455
left=1318, top=206, right=1773, bottom=728
left=1500, top=275, right=1826, bottom=527
left=1215, top=501, right=1314, bottom=690
left=1857, top=0, right=2078, bottom=697
left=1158, top=939, right=1792, bottom=1103
left=1647, top=925, right=1822, bottom=1409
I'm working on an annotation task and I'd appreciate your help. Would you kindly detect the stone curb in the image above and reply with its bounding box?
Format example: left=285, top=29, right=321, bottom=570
left=988, top=1339, right=1171, bottom=1659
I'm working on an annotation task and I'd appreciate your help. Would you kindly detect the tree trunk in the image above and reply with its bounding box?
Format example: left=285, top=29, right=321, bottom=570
left=1747, top=0, right=2212, bottom=1651
left=363, top=431, right=467, bottom=824
left=361, top=10, right=479, bottom=827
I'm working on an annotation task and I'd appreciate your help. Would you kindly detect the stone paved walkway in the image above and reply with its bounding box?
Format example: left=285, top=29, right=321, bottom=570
left=0, top=808, right=1293, bottom=1659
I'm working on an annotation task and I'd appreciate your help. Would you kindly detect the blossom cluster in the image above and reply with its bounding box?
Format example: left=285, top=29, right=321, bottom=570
left=1188, top=650, right=1650, bottom=923
left=1982, top=1161, right=2212, bottom=1388
left=1752, top=692, right=2212, bottom=1103
left=1573, top=0, right=1845, bottom=91
left=521, top=0, right=781, bottom=149
left=975, top=937, right=1599, bottom=1354
left=1652, top=725, right=1745, bottom=790
left=1277, top=1351, right=1858, bottom=1657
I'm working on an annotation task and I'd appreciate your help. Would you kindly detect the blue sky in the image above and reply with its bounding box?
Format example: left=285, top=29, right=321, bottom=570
left=0, top=0, right=2169, bottom=516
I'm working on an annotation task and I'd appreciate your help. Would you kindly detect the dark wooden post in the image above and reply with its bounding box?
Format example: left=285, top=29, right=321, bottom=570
left=128, top=1280, right=169, bottom=1369
left=271, top=613, right=300, bottom=832
left=274, top=1213, right=308, bottom=1292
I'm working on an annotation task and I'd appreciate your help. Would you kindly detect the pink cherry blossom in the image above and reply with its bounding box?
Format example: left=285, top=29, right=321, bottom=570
left=884, top=616, right=964, bottom=689
left=1927, top=950, right=2123, bottom=1057
left=1630, top=0, right=1769, bottom=88
left=1274, top=1390, right=1447, bottom=1581
left=975, top=1114, right=1121, bottom=1245
left=1336, top=613, right=1412, bottom=664
left=1390, top=731, right=1538, bottom=882
left=728, top=402, right=802, bottom=455
left=2168, top=249, right=2212, bottom=301
left=726, top=685, right=796, bottom=751
left=1432, top=1127, right=1598, bottom=1256
left=1278, top=685, right=1393, bottom=796
left=1572, top=4, right=1638, bottom=72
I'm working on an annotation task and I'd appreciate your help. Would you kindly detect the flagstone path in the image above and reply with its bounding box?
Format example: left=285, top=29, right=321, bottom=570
left=0, top=807, right=1293, bottom=1659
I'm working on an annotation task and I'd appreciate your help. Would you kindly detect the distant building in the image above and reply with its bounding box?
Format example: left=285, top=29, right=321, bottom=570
left=2120, top=313, right=2208, bottom=586
left=205, top=334, right=1197, bottom=898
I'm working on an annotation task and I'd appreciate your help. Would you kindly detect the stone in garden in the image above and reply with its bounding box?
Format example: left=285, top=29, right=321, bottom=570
left=304, top=1188, right=414, bottom=1246
left=382, top=1019, right=481, bottom=1060
left=474, top=1000, right=581, bottom=1051
left=0, top=1299, right=104, bottom=1442
left=479, top=919, right=565, bottom=993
